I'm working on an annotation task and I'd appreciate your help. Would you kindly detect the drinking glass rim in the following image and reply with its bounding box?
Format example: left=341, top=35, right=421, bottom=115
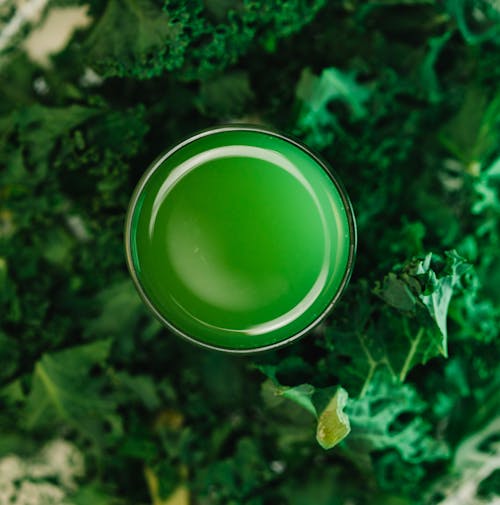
left=124, top=124, right=357, bottom=354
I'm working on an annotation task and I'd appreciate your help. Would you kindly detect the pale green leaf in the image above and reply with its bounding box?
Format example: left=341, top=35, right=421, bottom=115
left=417, top=250, right=472, bottom=357
left=296, top=66, right=371, bottom=148
left=260, top=377, right=351, bottom=450
left=429, top=414, right=500, bottom=505
left=473, top=156, right=500, bottom=214
left=316, top=387, right=351, bottom=450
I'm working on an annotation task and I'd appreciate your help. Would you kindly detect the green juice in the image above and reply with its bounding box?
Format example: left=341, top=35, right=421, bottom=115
left=126, top=127, right=355, bottom=352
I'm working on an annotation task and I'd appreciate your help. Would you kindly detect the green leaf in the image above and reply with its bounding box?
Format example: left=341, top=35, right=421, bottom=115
left=375, top=272, right=418, bottom=312
left=444, top=0, right=500, bottom=45
left=417, top=250, right=472, bottom=355
left=0, top=331, right=20, bottom=382
left=439, top=87, right=500, bottom=165
left=295, top=66, right=371, bottom=148
left=81, top=0, right=327, bottom=80
left=316, top=387, right=351, bottom=450
left=196, top=71, right=254, bottom=118
left=195, top=437, right=272, bottom=502
left=473, top=155, right=500, bottom=214
left=114, top=372, right=161, bottom=411
left=203, top=0, right=236, bottom=21
left=420, top=30, right=453, bottom=103
left=86, top=280, right=144, bottom=338
left=326, top=251, right=470, bottom=395
left=2, top=2, right=500, bottom=503
left=16, top=105, right=100, bottom=175
left=344, top=372, right=449, bottom=466
left=71, top=484, right=120, bottom=505
left=260, top=377, right=351, bottom=450
left=85, top=0, right=173, bottom=79
left=429, top=414, right=500, bottom=504
left=279, top=384, right=316, bottom=416
left=24, top=340, right=118, bottom=442
left=0, top=377, right=24, bottom=404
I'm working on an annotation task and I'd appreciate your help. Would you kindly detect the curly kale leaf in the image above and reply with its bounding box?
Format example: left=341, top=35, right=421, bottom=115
left=0, top=105, right=100, bottom=182
left=338, top=371, right=450, bottom=495
left=85, top=0, right=174, bottom=79
left=295, top=66, right=371, bottom=149
left=344, top=371, right=449, bottom=464
left=259, top=366, right=448, bottom=471
left=83, top=0, right=327, bottom=80
left=323, top=251, right=470, bottom=395
left=379, top=251, right=470, bottom=369
left=428, top=413, right=500, bottom=505
left=0, top=103, right=148, bottom=382
left=416, top=250, right=472, bottom=354
left=472, top=155, right=500, bottom=215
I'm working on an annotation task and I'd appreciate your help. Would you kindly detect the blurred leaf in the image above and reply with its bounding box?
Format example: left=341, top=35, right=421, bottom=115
left=444, top=0, right=500, bottom=45
left=280, top=384, right=316, bottom=416
left=145, top=466, right=190, bottom=505
left=71, top=484, right=120, bottom=505
left=14, top=105, right=99, bottom=176
left=0, top=332, right=20, bottom=382
left=86, top=280, right=144, bottom=338
left=114, top=372, right=161, bottom=411
left=420, top=30, right=453, bottom=103
left=24, top=340, right=118, bottom=443
left=473, top=155, right=500, bottom=214
left=439, top=87, right=500, bottom=165
left=196, top=71, right=254, bottom=118
left=85, top=0, right=173, bottom=79
left=429, top=414, right=500, bottom=504
left=260, top=377, right=351, bottom=450
left=295, top=66, right=371, bottom=148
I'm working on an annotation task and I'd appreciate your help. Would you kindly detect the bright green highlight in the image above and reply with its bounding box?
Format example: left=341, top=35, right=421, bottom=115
left=128, top=129, right=353, bottom=350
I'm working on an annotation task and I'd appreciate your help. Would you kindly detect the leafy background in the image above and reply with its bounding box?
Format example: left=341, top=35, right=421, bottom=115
left=1, top=0, right=500, bottom=504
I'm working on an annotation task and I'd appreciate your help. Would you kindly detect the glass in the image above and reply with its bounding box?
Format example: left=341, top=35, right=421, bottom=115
left=125, top=126, right=356, bottom=353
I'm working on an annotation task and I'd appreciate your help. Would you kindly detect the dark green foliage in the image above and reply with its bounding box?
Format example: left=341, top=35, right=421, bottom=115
left=1, top=0, right=499, bottom=504
left=23, top=340, right=117, bottom=441
left=85, top=0, right=173, bottom=79
left=83, top=0, right=327, bottom=80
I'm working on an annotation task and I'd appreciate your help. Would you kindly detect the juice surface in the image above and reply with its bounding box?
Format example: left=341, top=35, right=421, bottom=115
left=128, top=129, right=354, bottom=350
